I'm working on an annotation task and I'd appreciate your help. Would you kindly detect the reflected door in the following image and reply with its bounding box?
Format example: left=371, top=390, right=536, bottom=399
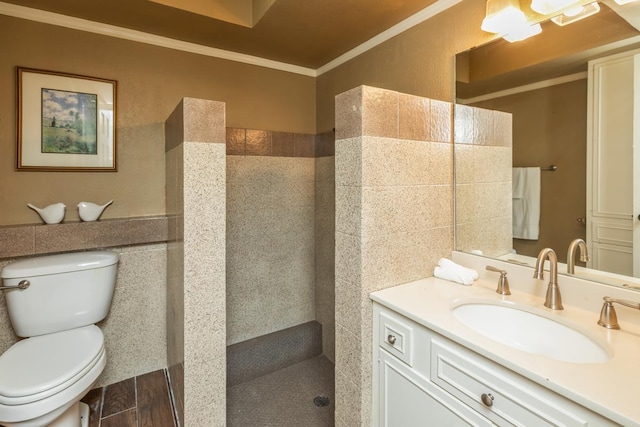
left=634, top=55, right=640, bottom=277
left=587, top=50, right=640, bottom=276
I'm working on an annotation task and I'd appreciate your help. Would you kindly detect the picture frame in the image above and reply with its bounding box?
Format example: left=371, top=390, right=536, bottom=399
left=17, top=67, right=117, bottom=171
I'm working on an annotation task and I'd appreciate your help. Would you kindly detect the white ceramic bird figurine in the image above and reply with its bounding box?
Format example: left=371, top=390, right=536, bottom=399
left=27, top=203, right=66, bottom=224
left=77, top=200, right=113, bottom=222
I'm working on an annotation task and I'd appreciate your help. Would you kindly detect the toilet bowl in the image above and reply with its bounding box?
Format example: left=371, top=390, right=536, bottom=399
left=0, top=252, right=118, bottom=427
left=0, top=326, right=105, bottom=427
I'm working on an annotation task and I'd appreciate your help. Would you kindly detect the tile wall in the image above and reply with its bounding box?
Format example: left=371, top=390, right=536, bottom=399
left=226, top=155, right=316, bottom=345
left=315, top=155, right=336, bottom=362
left=0, top=243, right=168, bottom=388
left=225, top=128, right=335, bottom=158
left=0, top=105, right=338, bottom=425
left=0, top=217, right=168, bottom=259
left=454, top=104, right=513, bottom=257
left=0, top=88, right=508, bottom=427
left=165, top=98, right=227, bottom=426
left=334, top=86, right=454, bottom=426
left=225, top=127, right=336, bottom=360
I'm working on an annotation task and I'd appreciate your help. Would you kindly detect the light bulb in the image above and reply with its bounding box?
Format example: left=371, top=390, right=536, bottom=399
left=503, top=23, right=542, bottom=42
left=481, top=0, right=527, bottom=34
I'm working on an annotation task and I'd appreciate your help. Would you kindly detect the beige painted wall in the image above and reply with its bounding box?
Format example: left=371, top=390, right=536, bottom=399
left=0, top=14, right=315, bottom=225
left=315, top=0, right=493, bottom=133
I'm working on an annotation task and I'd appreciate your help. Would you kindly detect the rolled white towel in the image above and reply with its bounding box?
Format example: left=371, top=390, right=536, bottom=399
left=433, top=258, right=478, bottom=285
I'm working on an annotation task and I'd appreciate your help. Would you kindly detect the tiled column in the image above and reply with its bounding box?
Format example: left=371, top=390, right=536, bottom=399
left=334, top=86, right=454, bottom=426
left=315, top=153, right=336, bottom=362
left=165, top=98, right=227, bottom=426
left=454, top=104, right=512, bottom=257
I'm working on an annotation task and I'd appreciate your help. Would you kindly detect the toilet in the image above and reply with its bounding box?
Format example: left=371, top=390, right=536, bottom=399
left=0, top=251, right=119, bottom=427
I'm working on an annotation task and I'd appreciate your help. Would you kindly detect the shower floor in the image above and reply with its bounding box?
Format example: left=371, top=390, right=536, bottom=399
left=227, top=355, right=335, bottom=426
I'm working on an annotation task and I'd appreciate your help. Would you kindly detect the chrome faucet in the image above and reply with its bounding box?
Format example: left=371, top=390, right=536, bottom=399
left=533, top=248, right=563, bottom=310
left=567, top=238, right=590, bottom=274
left=486, top=265, right=511, bottom=295
left=598, top=296, right=640, bottom=329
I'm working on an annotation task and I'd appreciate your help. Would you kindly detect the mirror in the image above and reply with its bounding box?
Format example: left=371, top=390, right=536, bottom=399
left=454, top=0, right=640, bottom=289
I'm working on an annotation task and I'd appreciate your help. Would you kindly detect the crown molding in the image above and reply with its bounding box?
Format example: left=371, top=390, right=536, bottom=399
left=316, top=0, right=463, bottom=76
left=0, top=0, right=460, bottom=77
left=456, top=72, right=588, bottom=104
left=0, top=1, right=316, bottom=77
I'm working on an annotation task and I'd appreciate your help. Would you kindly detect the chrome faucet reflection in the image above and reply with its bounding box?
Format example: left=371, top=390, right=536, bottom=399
left=533, top=248, right=563, bottom=310
left=567, top=238, right=590, bottom=274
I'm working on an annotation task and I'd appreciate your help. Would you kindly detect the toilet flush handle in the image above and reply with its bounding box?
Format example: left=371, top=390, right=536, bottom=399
left=0, top=280, right=30, bottom=291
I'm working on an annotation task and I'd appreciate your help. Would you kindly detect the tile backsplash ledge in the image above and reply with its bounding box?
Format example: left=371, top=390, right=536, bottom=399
left=226, top=127, right=335, bottom=157
left=0, top=216, right=169, bottom=259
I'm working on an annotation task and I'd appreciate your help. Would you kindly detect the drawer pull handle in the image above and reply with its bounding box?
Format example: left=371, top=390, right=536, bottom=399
left=387, top=334, right=397, bottom=345
left=481, top=393, right=494, bottom=407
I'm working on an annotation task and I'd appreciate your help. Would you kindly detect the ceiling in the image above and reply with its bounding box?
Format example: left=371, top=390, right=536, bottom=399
left=1, top=0, right=439, bottom=69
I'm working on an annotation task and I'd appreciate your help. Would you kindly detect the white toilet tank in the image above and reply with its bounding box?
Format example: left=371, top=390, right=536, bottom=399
left=0, top=251, right=119, bottom=337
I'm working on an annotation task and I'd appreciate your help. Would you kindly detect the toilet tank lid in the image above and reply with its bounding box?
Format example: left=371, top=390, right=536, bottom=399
left=1, top=251, right=119, bottom=279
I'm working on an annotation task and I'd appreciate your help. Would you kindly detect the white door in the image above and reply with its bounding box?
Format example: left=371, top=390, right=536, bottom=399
left=633, top=55, right=640, bottom=276
left=587, top=50, right=640, bottom=276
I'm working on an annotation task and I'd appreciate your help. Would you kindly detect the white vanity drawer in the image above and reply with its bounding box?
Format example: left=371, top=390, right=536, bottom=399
left=430, top=338, right=604, bottom=427
left=378, top=310, right=414, bottom=367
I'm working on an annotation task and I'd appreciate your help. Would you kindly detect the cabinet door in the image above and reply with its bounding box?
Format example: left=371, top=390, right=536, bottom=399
left=379, top=350, right=492, bottom=427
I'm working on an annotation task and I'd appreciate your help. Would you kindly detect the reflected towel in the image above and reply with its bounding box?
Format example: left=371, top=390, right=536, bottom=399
left=512, top=167, right=540, bottom=240
left=433, top=258, right=478, bottom=285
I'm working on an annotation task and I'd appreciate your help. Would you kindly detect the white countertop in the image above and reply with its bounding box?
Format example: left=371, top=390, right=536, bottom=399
left=370, top=277, right=640, bottom=426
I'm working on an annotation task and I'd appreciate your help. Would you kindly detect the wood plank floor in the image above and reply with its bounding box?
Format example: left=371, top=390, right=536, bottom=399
left=82, top=369, right=178, bottom=427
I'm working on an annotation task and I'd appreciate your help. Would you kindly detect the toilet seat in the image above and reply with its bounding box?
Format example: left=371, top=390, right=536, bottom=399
left=0, top=325, right=103, bottom=405
left=0, top=348, right=105, bottom=426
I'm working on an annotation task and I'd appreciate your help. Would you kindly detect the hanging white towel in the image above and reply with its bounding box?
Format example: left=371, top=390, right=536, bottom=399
left=512, top=167, right=540, bottom=240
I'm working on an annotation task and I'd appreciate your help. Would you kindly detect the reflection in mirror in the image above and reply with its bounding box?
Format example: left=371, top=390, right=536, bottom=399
left=454, top=1, right=640, bottom=289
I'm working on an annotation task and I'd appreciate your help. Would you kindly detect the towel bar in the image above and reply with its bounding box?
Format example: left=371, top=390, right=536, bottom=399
left=514, top=165, right=557, bottom=171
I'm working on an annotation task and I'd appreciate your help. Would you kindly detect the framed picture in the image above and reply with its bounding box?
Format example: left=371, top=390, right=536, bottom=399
left=17, top=67, right=117, bottom=171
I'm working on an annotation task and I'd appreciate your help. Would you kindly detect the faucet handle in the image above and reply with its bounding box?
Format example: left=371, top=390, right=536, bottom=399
left=598, top=296, right=640, bottom=329
left=486, top=266, right=511, bottom=295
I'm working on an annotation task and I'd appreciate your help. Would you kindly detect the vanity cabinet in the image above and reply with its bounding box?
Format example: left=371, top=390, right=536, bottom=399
left=378, top=348, right=492, bottom=426
left=373, top=303, right=617, bottom=427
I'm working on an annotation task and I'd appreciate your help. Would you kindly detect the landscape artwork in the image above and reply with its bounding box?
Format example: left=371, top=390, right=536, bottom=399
left=41, top=88, right=98, bottom=155
left=18, top=67, right=116, bottom=171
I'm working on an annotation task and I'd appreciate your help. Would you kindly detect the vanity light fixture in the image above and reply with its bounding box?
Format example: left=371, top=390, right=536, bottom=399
left=481, top=0, right=527, bottom=33
left=531, top=0, right=582, bottom=15
left=551, top=1, right=600, bottom=25
left=503, top=22, right=543, bottom=42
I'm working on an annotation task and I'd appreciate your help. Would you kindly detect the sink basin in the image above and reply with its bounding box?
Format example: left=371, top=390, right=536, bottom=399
left=452, top=301, right=611, bottom=363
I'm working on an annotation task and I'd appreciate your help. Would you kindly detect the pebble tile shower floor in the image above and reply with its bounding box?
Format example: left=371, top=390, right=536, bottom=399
left=227, top=355, right=335, bottom=426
